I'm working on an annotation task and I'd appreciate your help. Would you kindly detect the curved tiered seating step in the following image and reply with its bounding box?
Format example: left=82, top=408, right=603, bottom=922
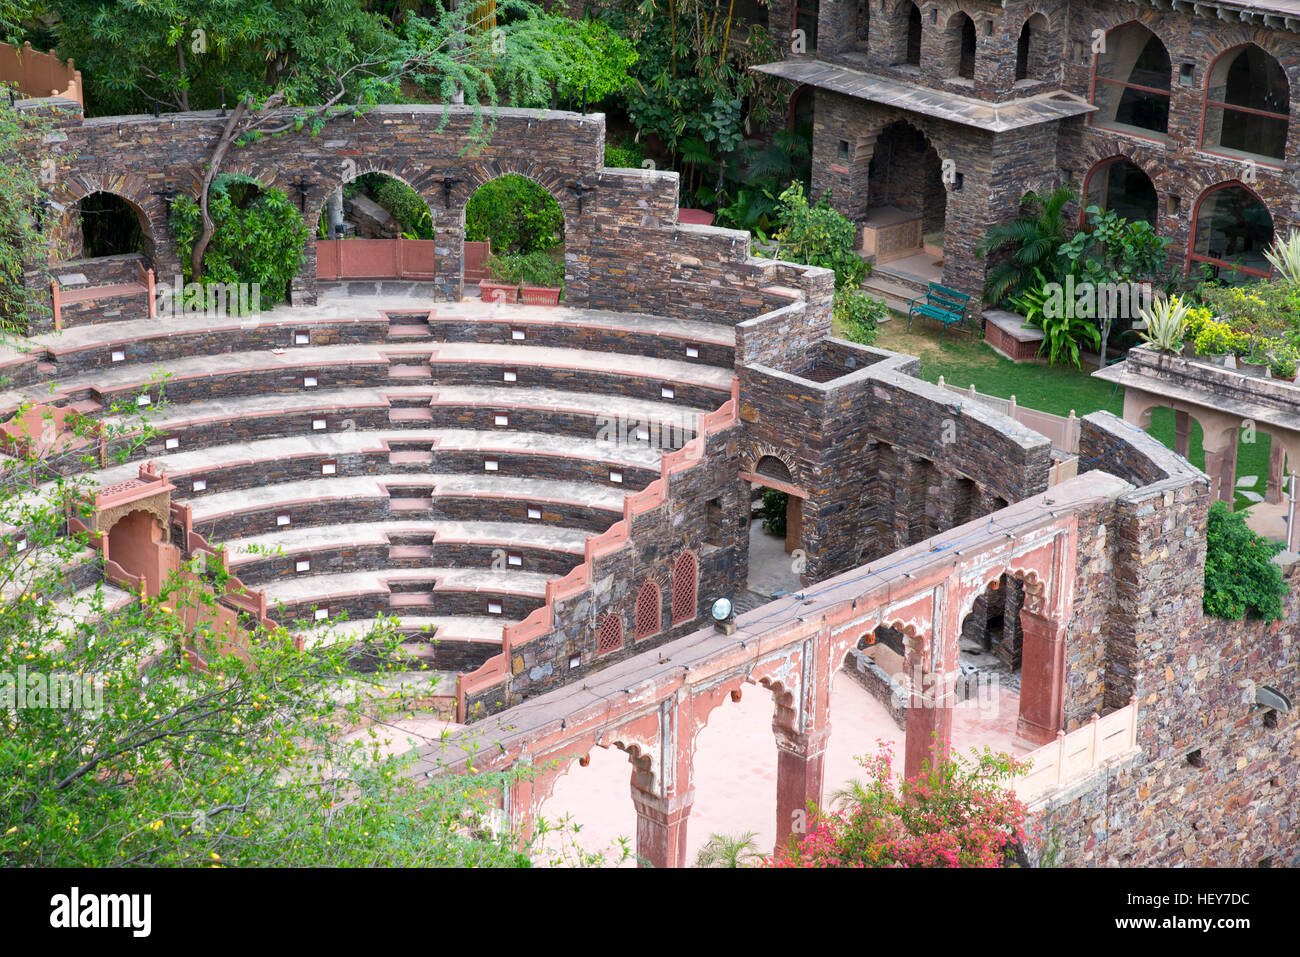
left=5, top=341, right=732, bottom=411
left=89, top=428, right=664, bottom=502
left=263, top=567, right=552, bottom=625
left=222, top=519, right=590, bottom=583
left=181, top=473, right=628, bottom=539
left=295, top=614, right=513, bottom=671
left=106, top=385, right=701, bottom=457
left=30, top=296, right=734, bottom=373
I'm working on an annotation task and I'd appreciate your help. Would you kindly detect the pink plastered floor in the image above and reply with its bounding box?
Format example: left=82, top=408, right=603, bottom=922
left=531, top=670, right=1029, bottom=866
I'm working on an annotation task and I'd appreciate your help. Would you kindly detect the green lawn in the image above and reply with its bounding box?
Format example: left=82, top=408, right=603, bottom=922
left=849, top=315, right=1271, bottom=510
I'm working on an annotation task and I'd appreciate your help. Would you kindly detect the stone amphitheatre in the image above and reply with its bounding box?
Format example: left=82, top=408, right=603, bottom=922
left=2, top=89, right=1296, bottom=868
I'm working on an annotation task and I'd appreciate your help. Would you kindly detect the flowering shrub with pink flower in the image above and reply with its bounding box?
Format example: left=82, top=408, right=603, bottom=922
left=768, top=744, right=1031, bottom=868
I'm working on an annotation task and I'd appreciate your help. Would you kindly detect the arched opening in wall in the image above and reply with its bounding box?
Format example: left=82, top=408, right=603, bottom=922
left=532, top=746, right=638, bottom=867
left=827, top=636, right=909, bottom=806
left=315, top=171, right=437, bottom=282
left=865, top=119, right=946, bottom=266
left=1142, top=408, right=1277, bottom=515
left=942, top=12, right=977, bottom=81
left=634, top=580, right=662, bottom=640
left=890, top=1, right=923, bottom=67
left=463, top=174, right=565, bottom=295
left=105, top=509, right=165, bottom=597
left=955, top=576, right=1034, bottom=756
left=1188, top=182, right=1274, bottom=281
left=748, top=455, right=805, bottom=599
left=1090, top=22, right=1171, bottom=140
left=670, top=551, right=699, bottom=625
left=1200, top=44, right=1289, bottom=164
left=50, top=191, right=151, bottom=274
left=1081, top=157, right=1158, bottom=228
left=685, top=684, right=782, bottom=863
left=1015, top=13, right=1051, bottom=83
left=782, top=85, right=816, bottom=187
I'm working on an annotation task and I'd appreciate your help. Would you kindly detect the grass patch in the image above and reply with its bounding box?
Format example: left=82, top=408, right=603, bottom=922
left=858, top=314, right=1271, bottom=510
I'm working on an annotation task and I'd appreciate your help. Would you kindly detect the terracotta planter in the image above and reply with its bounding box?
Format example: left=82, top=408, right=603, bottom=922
left=519, top=285, right=562, bottom=306
left=479, top=282, right=518, bottom=304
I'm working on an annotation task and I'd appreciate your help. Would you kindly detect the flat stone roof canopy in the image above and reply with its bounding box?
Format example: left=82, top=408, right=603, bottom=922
left=751, top=58, right=1096, bottom=133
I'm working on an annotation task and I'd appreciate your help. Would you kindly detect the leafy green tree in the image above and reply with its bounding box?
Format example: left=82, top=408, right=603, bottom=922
left=768, top=182, right=867, bottom=290
left=1202, top=500, right=1287, bottom=622
left=169, top=174, right=309, bottom=309
left=595, top=0, right=784, bottom=205
left=466, top=173, right=563, bottom=254
left=977, top=186, right=1077, bottom=306
left=0, top=395, right=592, bottom=866
left=0, top=97, right=48, bottom=334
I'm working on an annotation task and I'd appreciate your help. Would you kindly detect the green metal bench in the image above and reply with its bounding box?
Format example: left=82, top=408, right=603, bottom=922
left=906, top=283, right=971, bottom=342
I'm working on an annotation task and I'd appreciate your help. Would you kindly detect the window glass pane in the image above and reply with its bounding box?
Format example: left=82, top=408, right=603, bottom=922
left=1193, top=187, right=1274, bottom=274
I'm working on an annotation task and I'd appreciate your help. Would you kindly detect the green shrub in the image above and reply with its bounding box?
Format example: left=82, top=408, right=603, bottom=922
left=486, top=251, right=565, bottom=289
left=768, top=182, right=868, bottom=290
left=1203, top=501, right=1287, bottom=621
left=834, top=289, right=886, bottom=345
left=356, top=173, right=435, bottom=240
left=466, top=175, right=564, bottom=254
left=760, top=488, right=788, bottom=537
left=604, top=139, right=645, bottom=169
left=169, top=174, right=308, bottom=310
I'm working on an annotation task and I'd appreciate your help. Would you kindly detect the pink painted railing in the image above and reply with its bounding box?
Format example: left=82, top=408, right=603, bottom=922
left=0, top=41, right=82, bottom=104
left=456, top=376, right=741, bottom=720
left=316, top=238, right=437, bottom=280
left=1015, top=697, right=1139, bottom=804
left=136, top=260, right=156, bottom=319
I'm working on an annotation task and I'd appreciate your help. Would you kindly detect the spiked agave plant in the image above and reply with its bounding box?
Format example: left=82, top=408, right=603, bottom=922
left=1263, top=229, right=1300, bottom=284
left=1136, top=295, right=1192, bottom=354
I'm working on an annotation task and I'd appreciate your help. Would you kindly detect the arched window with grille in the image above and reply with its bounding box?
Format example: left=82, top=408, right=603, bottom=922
left=635, top=581, right=662, bottom=640
left=1188, top=182, right=1275, bottom=280
left=671, top=551, right=699, bottom=625
left=1091, top=22, right=1171, bottom=139
left=596, top=613, right=623, bottom=655
left=1200, top=44, right=1289, bottom=163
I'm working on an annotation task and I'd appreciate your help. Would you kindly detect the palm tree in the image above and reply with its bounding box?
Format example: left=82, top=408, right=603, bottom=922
left=694, top=831, right=763, bottom=867
left=977, top=185, right=1078, bottom=306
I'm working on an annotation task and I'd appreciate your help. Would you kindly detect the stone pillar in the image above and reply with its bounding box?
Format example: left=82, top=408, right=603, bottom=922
left=630, top=788, right=694, bottom=869
left=1016, top=608, right=1065, bottom=746
left=1267, top=438, right=1285, bottom=505
left=433, top=206, right=464, bottom=302
left=784, top=494, right=802, bottom=554
left=1219, top=433, right=1239, bottom=506
left=1174, top=410, right=1191, bottom=459
left=773, top=725, right=831, bottom=855
left=903, top=631, right=953, bottom=780
left=326, top=188, right=344, bottom=235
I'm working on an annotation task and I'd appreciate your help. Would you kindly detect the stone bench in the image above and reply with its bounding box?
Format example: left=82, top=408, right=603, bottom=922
left=223, top=518, right=589, bottom=584
left=264, top=567, right=552, bottom=624
left=96, top=428, right=664, bottom=499
left=184, top=473, right=626, bottom=540
left=983, top=309, right=1045, bottom=363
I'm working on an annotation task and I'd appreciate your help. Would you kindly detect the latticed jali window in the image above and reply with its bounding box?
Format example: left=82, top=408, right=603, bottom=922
left=635, top=581, right=661, bottom=639
left=596, top=613, right=623, bottom=655
left=671, top=551, right=698, bottom=624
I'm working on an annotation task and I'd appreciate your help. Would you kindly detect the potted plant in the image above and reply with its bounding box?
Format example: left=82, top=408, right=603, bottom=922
left=1238, top=334, right=1269, bottom=377
left=1192, top=317, right=1234, bottom=367
left=1267, top=341, right=1299, bottom=382
left=1136, top=295, right=1190, bottom=358
left=516, top=252, right=565, bottom=306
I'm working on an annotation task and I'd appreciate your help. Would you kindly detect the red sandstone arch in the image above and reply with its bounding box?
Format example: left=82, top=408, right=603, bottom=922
left=1186, top=180, right=1275, bottom=279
